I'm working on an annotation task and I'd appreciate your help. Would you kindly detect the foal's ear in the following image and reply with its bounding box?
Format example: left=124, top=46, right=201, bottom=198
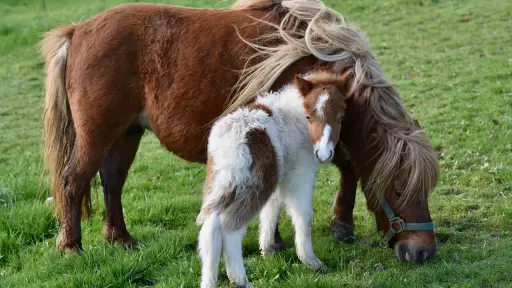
left=294, top=75, right=313, bottom=97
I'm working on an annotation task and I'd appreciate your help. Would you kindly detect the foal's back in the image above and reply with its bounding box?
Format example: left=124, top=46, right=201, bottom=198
left=203, top=106, right=280, bottom=231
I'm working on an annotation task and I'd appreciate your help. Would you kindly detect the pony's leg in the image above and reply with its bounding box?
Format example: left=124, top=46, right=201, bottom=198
left=282, top=168, right=323, bottom=270
left=100, top=126, right=144, bottom=246
left=259, top=194, right=285, bottom=255
left=199, top=211, right=223, bottom=288
left=221, top=224, right=252, bottom=288
left=330, top=159, right=359, bottom=243
left=57, top=140, right=109, bottom=251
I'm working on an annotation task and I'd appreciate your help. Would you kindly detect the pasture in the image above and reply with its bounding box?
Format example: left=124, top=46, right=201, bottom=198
left=1, top=0, right=511, bottom=287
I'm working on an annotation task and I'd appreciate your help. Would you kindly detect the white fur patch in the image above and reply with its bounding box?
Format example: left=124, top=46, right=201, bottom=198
left=207, top=108, right=272, bottom=206
left=314, top=124, right=334, bottom=162
left=315, top=94, right=329, bottom=120
left=201, top=81, right=326, bottom=285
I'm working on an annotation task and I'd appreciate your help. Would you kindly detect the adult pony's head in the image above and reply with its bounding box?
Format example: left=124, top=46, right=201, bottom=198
left=228, top=0, right=440, bottom=263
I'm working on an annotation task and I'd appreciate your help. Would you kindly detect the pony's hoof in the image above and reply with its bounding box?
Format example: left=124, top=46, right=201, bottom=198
left=56, top=233, right=83, bottom=254
left=330, top=217, right=356, bottom=244
left=104, top=228, right=138, bottom=247
left=60, top=246, right=81, bottom=257
left=56, top=241, right=82, bottom=255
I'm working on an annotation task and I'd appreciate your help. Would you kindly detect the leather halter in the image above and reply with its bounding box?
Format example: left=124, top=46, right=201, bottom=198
left=364, top=188, right=435, bottom=246
left=336, top=142, right=434, bottom=245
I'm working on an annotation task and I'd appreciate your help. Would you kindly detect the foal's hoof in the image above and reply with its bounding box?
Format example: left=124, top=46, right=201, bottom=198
left=304, top=256, right=324, bottom=271
left=230, top=282, right=254, bottom=288
left=330, top=217, right=356, bottom=244
left=261, top=241, right=289, bottom=256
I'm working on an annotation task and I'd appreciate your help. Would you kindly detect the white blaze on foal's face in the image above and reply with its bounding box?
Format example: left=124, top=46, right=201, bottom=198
left=294, top=74, right=348, bottom=163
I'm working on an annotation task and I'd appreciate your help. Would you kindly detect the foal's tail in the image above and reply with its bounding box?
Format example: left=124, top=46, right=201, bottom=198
left=40, top=25, right=81, bottom=218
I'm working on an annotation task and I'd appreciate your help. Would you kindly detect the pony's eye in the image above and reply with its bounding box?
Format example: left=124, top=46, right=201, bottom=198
left=306, top=115, right=311, bottom=120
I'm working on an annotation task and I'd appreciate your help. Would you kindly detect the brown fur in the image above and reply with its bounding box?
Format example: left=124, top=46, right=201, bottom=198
left=40, top=1, right=438, bottom=256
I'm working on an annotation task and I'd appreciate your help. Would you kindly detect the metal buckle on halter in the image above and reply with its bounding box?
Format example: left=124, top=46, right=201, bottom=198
left=363, top=188, right=434, bottom=246
left=389, top=216, right=405, bottom=234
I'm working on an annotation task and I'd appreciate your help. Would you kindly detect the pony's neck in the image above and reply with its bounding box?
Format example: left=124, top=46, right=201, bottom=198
left=340, top=101, right=376, bottom=181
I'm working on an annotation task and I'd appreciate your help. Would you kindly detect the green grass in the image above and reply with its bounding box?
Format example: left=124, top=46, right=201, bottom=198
left=1, top=0, right=511, bottom=287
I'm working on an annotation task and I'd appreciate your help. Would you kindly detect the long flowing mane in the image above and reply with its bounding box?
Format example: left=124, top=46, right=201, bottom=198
left=229, top=0, right=439, bottom=209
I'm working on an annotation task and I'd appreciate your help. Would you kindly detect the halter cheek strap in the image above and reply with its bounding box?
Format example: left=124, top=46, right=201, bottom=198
left=378, top=199, right=435, bottom=245
left=365, top=189, right=435, bottom=246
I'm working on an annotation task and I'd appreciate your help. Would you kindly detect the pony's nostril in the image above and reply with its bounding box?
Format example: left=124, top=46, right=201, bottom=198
left=412, top=249, right=427, bottom=264
left=421, top=250, right=429, bottom=261
left=395, top=242, right=408, bottom=261
left=315, top=150, right=320, bottom=160
left=328, top=150, right=333, bottom=159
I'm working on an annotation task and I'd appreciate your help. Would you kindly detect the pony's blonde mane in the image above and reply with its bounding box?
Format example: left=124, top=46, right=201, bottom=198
left=229, top=0, right=439, bottom=209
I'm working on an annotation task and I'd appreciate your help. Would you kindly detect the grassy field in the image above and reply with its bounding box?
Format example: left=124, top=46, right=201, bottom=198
left=1, top=0, right=511, bottom=287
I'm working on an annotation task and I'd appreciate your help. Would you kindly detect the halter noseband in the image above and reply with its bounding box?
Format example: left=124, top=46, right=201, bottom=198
left=364, top=189, right=434, bottom=246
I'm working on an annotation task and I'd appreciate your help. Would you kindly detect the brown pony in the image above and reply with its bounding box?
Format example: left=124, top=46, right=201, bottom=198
left=40, top=0, right=439, bottom=264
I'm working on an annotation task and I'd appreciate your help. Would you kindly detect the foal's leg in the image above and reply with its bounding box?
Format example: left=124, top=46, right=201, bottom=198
left=259, top=194, right=285, bottom=255
left=199, top=211, right=223, bottom=288
left=330, top=158, right=359, bottom=243
left=282, top=167, right=323, bottom=269
left=100, top=126, right=144, bottom=246
left=222, top=224, right=252, bottom=288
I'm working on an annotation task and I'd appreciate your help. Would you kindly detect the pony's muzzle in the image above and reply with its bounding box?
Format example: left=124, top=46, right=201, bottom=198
left=395, top=241, right=437, bottom=264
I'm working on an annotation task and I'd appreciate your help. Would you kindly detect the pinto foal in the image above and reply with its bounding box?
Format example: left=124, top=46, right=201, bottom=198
left=197, top=74, right=348, bottom=288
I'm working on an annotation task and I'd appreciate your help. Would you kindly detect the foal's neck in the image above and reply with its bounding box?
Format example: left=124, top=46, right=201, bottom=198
left=256, top=84, right=306, bottom=124
left=256, top=84, right=311, bottom=153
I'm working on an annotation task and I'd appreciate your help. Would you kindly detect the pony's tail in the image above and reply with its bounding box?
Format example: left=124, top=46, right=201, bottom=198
left=39, top=25, right=83, bottom=218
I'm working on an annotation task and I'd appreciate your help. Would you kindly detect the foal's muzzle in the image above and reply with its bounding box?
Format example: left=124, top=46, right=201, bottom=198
left=315, top=149, right=333, bottom=163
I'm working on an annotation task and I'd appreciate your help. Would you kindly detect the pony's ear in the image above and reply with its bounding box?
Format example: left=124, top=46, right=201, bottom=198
left=294, top=75, right=313, bottom=97
left=337, top=70, right=354, bottom=98
left=413, top=119, right=422, bottom=128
